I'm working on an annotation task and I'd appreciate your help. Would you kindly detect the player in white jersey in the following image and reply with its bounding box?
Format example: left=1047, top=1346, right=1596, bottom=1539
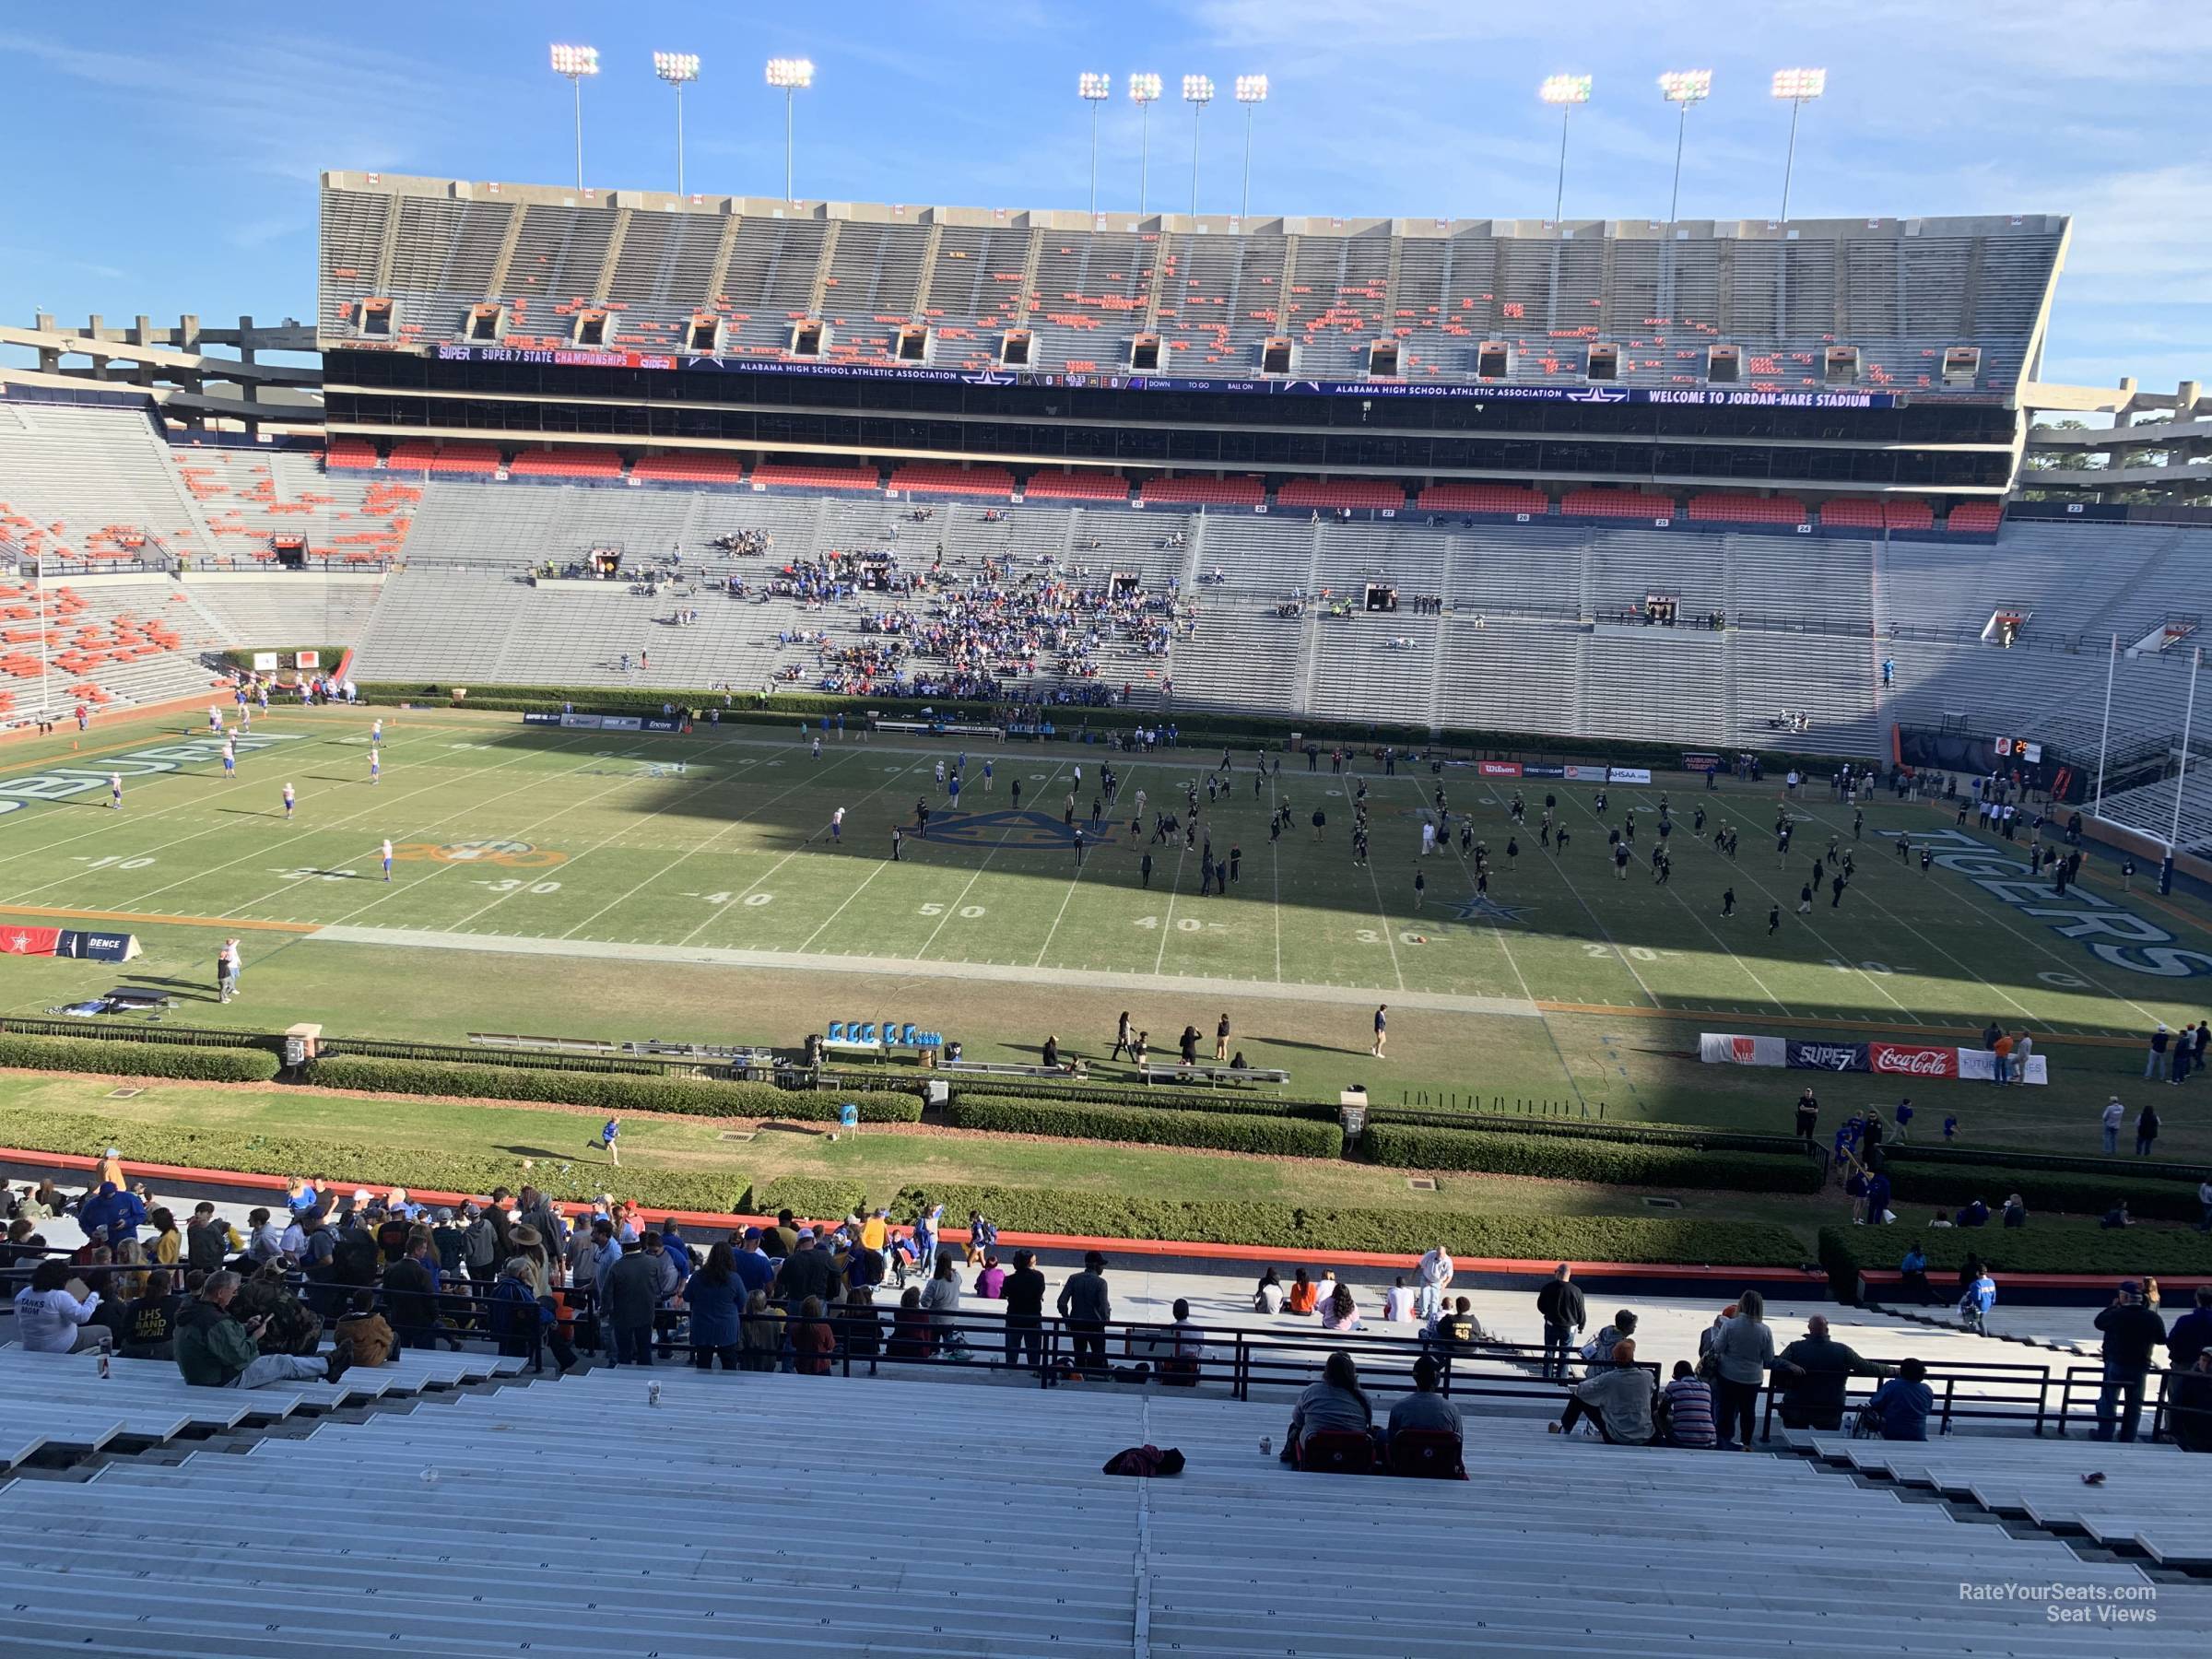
left=283, top=782, right=295, bottom=821
left=222, top=741, right=236, bottom=780
left=109, top=773, right=123, bottom=810
left=830, top=806, right=845, bottom=842
left=382, top=839, right=394, bottom=881
left=371, top=718, right=382, bottom=745
left=369, top=747, right=381, bottom=785
left=207, top=705, right=223, bottom=735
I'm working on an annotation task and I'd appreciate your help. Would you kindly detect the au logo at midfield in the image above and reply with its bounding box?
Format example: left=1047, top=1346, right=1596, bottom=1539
left=914, top=810, right=1112, bottom=852
left=1453, top=894, right=1529, bottom=925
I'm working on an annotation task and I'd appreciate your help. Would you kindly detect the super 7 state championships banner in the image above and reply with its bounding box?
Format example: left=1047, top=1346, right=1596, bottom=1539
left=1699, top=1031, right=2048, bottom=1086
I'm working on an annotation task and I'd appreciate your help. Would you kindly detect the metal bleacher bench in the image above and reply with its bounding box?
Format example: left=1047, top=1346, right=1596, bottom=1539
left=938, top=1059, right=1086, bottom=1080
left=1142, top=1062, right=1290, bottom=1090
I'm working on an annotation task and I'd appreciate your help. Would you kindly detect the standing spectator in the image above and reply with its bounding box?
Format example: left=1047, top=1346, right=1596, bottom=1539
left=1865, top=1358, right=1936, bottom=1441
left=2198, top=1178, right=2212, bottom=1235
left=1371, top=1004, right=1388, bottom=1059
left=1706, top=1291, right=1779, bottom=1451
left=1057, top=1250, right=1112, bottom=1379
left=2101, top=1096, right=2125, bottom=1156
left=2168, top=1286, right=2212, bottom=1372
left=1660, top=1360, right=1717, bottom=1448
left=2136, top=1101, right=2161, bottom=1157
left=1535, top=1264, right=1585, bottom=1381
left=685, top=1243, right=745, bottom=1371
left=1416, top=1243, right=1454, bottom=1323
left=2091, top=1281, right=2167, bottom=1443
left=604, top=1240, right=665, bottom=1367
left=962, top=1210, right=997, bottom=1268
left=920, top=1253, right=964, bottom=1352
left=381, top=1236, right=438, bottom=1350
left=1002, top=1249, right=1048, bottom=1373
left=1794, top=1088, right=1819, bottom=1144
left=2146, top=1024, right=2171, bottom=1080
left=1960, top=1266, right=1998, bottom=1335
left=1899, top=1242, right=1935, bottom=1305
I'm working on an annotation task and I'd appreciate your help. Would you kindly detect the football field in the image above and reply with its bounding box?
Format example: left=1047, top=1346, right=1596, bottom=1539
left=0, top=702, right=2206, bottom=1153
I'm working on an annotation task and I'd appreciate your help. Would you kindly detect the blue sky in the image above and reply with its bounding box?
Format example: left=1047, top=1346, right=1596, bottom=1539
left=1, top=1, right=2203, bottom=390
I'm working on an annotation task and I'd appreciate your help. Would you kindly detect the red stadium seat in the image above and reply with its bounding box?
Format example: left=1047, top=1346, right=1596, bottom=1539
left=1386, top=1431, right=1468, bottom=1479
left=631, top=454, right=747, bottom=484
left=1560, top=488, right=1678, bottom=521
left=1415, top=484, right=1551, bottom=515
left=1276, top=479, right=1407, bottom=511
left=1294, top=1431, right=1377, bottom=1474
left=887, top=464, right=1017, bottom=500
left=1023, top=471, right=1130, bottom=501
left=507, top=448, right=624, bottom=479
left=1947, top=501, right=2003, bottom=534
left=1140, top=476, right=1265, bottom=507
left=752, top=463, right=883, bottom=492
left=1686, top=492, right=1806, bottom=525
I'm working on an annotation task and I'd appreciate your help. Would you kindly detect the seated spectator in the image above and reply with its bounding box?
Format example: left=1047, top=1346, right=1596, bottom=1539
left=1954, top=1198, right=1990, bottom=1228
left=2002, top=1194, right=2029, bottom=1229
left=1284, top=1268, right=1318, bottom=1316
left=335, top=1289, right=396, bottom=1367
left=740, top=1288, right=784, bottom=1371
left=1583, top=1309, right=1639, bottom=1370
left=2171, top=1351, right=2212, bottom=1453
left=791, top=1295, right=838, bottom=1375
left=1899, top=1243, right=1935, bottom=1305
left=1319, top=1283, right=1362, bottom=1333
left=1864, top=1357, right=1935, bottom=1441
left=120, top=1268, right=183, bottom=1360
left=838, top=1286, right=884, bottom=1373
left=1281, top=1349, right=1376, bottom=1464
left=886, top=1287, right=933, bottom=1361
left=1773, top=1315, right=1892, bottom=1431
left=175, top=1271, right=353, bottom=1391
left=12, top=1257, right=110, bottom=1354
left=1382, top=1276, right=1417, bottom=1323
left=1551, top=1338, right=1656, bottom=1444
left=1428, top=1295, right=1486, bottom=1353
left=1253, top=1268, right=1284, bottom=1314
left=234, top=1258, right=324, bottom=1356
left=2101, top=1202, right=2135, bottom=1230
left=1386, top=1355, right=1464, bottom=1448
left=973, top=1253, right=1006, bottom=1300
left=1660, top=1360, right=1717, bottom=1448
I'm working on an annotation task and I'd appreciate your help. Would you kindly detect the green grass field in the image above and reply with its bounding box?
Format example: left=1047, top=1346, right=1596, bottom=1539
left=2, top=701, right=2209, bottom=1159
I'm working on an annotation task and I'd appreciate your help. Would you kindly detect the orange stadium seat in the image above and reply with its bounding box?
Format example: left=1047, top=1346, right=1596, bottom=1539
left=1022, top=471, right=1130, bottom=501
left=1275, top=479, right=1407, bottom=511
left=1140, top=476, right=1265, bottom=507
left=1560, top=488, right=1678, bottom=521
left=1686, top=492, right=1807, bottom=526
left=886, top=465, right=1016, bottom=500
left=1415, top=484, right=1551, bottom=515
left=752, top=463, right=883, bottom=491
left=630, top=453, right=747, bottom=485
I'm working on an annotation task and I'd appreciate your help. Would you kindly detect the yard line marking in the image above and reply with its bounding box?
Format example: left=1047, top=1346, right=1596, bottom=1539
left=4, top=732, right=604, bottom=917
left=1356, top=830, right=1407, bottom=994
left=912, top=761, right=1065, bottom=962
left=0, top=902, right=313, bottom=934
left=797, top=859, right=889, bottom=954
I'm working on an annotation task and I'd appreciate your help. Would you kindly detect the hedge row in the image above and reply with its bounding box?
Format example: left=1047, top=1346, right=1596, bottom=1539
left=303, top=1055, right=922, bottom=1122
left=1883, top=1162, right=2207, bottom=1226
left=1361, top=1124, right=1823, bottom=1194
left=1819, top=1226, right=2212, bottom=1285
left=0, top=1034, right=279, bottom=1084
left=0, top=1108, right=748, bottom=1213
left=1888, top=1146, right=2212, bottom=1184
left=947, top=1096, right=1342, bottom=1159
left=953, top=1080, right=1343, bottom=1122
left=750, top=1178, right=1806, bottom=1264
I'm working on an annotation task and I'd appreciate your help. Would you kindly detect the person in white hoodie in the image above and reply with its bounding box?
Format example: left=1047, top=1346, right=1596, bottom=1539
left=12, top=1258, right=110, bottom=1354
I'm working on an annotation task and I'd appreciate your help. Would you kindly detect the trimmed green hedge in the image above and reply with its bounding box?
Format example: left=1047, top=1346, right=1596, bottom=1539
left=751, top=1179, right=1804, bottom=1265
left=304, top=1055, right=921, bottom=1122
left=0, top=1108, right=747, bottom=1212
left=1884, top=1163, right=2206, bottom=1225
left=1820, top=1226, right=2212, bottom=1287
left=0, top=1034, right=279, bottom=1084
left=747, top=1179, right=873, bottom=1220
left=947, top=1095, right=1343, bottom=1159
left=1888, top=1147, right=2212, bottom=1184
left=1361, top=1124, right=1823, bottom=1194
left=950, top=1079, right=1343, bottom=1122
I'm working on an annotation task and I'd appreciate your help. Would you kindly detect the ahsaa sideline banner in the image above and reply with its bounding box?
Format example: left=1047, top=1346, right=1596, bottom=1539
left=1702, top=1030, right=2045, bottom=1084
left=0, top=927, right=141, bottom=962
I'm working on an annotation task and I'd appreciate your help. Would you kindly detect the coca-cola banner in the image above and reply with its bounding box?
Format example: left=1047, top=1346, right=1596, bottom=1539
left=1477, top=761, right=1524, bottom=778
left=1786, top=1040, right=1870, bottom=1072
left=1868, top=1042, right=1959, bottom=1080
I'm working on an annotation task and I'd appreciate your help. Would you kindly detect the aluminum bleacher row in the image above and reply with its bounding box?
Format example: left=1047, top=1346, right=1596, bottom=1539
left=320, top=176, right=2064, bottom=398
left=0, top=1354, right=2202, bottom=1656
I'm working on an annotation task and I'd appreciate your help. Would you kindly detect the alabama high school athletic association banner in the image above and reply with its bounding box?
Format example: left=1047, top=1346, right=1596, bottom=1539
left=1701, top=1031, right=2047, bottom=1085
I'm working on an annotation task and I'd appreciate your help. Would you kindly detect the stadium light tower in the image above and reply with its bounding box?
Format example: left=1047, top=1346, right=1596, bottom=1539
left=1771, top=67, right=1827, bottom=223
left=1078, top=73, right=1112, bottom=218
left=653, top=53, right=700, bottom=196
left=1234, top=74, right=1267, bottom=218
left=1657, top=69, right=1711, bottom=225
left=549, top=44, right=600, bottom=191
left=1129, top=73, right=1162, bottom=214
left=766, top=57, right=815, bottom=202
left=1537, top=75, right=1592, bottom=227
left=1182, top=75, right=1215, bottom=217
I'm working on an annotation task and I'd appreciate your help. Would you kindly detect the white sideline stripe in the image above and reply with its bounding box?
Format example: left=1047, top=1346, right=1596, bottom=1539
left=306, top=924, right=1545, bottom=1017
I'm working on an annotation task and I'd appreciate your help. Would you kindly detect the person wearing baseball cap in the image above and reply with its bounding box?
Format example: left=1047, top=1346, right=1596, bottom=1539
left=2091, top=1279, right=2168, bottom=1443
left=1058, top=1252, right=1112, bottom=1379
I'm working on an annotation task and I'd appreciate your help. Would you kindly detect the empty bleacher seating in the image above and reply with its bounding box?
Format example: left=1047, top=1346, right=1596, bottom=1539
left=1024, top=471, right=1131, bottom=502
left=886, top=464, right=1016, bottom=500
left=630, top=453, right=746, bottom=485
left=1687, top=491, right=1808, bottom=526
left=752, top=462, right=882, bottom=491
left=1561, top=487, right=1679, bottom=521
left=1948, top=500, right=2005, bottom=534
left=506, top=448, right=625, bottom=480
left=1417, top=483, right=1551, bottom=515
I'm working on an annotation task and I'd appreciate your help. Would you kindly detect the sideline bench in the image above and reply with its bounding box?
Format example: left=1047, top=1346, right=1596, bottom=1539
left=939, top=1059, right=1086, bottom=1081
left=1141, top=1062, right=1290, bottom=1091
left=875, top=719, right=1001, bottom=740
